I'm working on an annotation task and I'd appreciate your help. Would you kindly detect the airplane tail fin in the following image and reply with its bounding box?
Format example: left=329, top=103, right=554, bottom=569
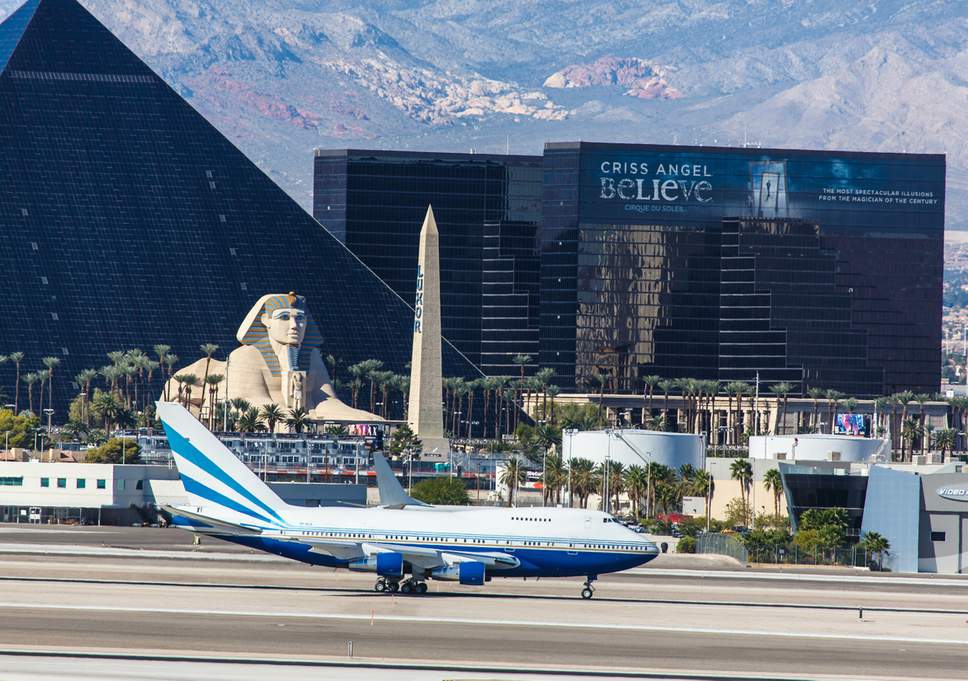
left=373, top=451, right=428, bottom=508
left=157, top=401, right=288, bottom=527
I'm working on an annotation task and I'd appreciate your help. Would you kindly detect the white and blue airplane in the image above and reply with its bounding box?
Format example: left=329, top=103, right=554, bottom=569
left=158, top=402, right=660, bottom=598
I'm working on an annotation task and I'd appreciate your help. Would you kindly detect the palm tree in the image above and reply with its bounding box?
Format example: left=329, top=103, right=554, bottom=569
left=205, top=374, right=225, bottom=429
left=237, top=407, right=264, bottom=433
left=542, top=454, right=567, bottom=505
left=932, top=428, right=957, bottom=459
left=806, top=387, right=825, bottom=433
left=657, top=379, right=674, bottom=431
left=23, top=372, right=38, bottom=414
left=163, top=354, right=178, bottom=401
left=261, top=403, right=283, bottom=433
left=623, top=465, right=648, bottom=518
left=75, top=368, right=98, bottom=426
left=91, top=390, right=121, bottom=433
left=729, top=458, right=753, bottom=518
left=763, top=468, right=783, bottom=517
left=153, top=343, right=171, bottom=379
left=359, top=359, right=384, bottom=412
left=913, top=393, right=931, bottom=453
left=901, top=418, right=920, bottom=461
left=692, top=469, right=714, bottom=520
left=36, top=369, right=50, bottom=414
left=545, top=384, right=561, bottom=424
left=175, top=373, right=200, bottom=409
left=324, top=354, right=341, bottom=384
left=568, top=457, right=598, bottom=509
left=286, top=406, right=311, bottom=434
left=768, top=382, right=793, bottom=435
left=465, top=378, right=481, bottom=439
left=640, top=374, right=660, bottom=423
left=479, top=376, right=498, bottom=437
left=197, top=343, right=220, bottom=415
left=825, top=389, right=845, bottom=435
left=371, top=370, right=395, bottom=418
left=41, top=356, right=60, bottom=414
left=500, top=455, right=527, bottom=507
left=644, top=462, right=673, bottom=517
left=7, top=351, right=24, bottom=413
left=860, top=531, right=890, bottom=570
left=589, top=370, right=608, bottom=423
left=602, top=460, right=625, bottom=512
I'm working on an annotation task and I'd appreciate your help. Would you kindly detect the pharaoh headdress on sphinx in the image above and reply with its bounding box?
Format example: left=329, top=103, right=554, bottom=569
left=236, top=292, right=324, bottom=376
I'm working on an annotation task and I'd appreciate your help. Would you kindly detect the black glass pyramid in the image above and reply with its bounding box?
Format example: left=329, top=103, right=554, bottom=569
left=0, top=0, right=479, bottom=416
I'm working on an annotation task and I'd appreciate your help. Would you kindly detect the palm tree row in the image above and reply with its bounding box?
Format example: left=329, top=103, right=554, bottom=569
left=0, top=352, right=64, bottom=418
left=514, top=454, right=714, bottom=516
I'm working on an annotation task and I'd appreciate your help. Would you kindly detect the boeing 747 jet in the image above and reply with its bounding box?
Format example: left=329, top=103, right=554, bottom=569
left=159, top=402, right=659, bottom=598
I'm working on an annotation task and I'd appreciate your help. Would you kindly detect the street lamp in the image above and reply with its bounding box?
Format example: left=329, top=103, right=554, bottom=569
left=43, top=409, right=54, bottom=460
left=3, top=403, right=14, bottom=454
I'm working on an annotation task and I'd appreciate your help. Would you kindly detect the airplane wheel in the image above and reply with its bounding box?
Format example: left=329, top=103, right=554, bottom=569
left=416, top=583, right=428, bottom=595
left=401, top=581, right=413, bottom=594
left=581, top=587, right=594, bottom=600
left=374, top=578, right=386, bottom=592
left=386, top=581, right=399, bottom=593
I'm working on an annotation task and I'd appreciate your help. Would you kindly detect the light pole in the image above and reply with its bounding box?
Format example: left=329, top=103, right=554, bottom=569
left=3, top=403, right=14, bottom=454
left=603, top=429, right=612, bottom=514
left=43, top=409, right=54, bottom=460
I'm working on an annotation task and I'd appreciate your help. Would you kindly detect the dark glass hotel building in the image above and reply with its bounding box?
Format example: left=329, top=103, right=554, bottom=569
left=315, top=141, right=943, bottom=398
left=541, top=142, right=944, bottom=396
left=314, top=150, right=542, bottom=376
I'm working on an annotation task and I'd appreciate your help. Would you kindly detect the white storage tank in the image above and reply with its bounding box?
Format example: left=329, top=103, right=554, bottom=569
left=748, top=434, right=886, bottom=463
left=562, top=429, right=704, bottom=470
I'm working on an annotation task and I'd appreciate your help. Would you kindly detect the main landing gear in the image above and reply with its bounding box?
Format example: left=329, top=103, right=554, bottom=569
left=580, top=575, right=597, bottom=600
left=375, top=577, right=428, bottom=595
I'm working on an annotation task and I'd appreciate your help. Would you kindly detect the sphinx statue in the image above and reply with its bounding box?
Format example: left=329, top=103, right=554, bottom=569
left=162, top=292, right=383, bottom=429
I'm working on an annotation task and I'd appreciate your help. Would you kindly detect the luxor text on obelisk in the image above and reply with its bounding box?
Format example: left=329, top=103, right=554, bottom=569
left=407, top=205, right=449, bottom=455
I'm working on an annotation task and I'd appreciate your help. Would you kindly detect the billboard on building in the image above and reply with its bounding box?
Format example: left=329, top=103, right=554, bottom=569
left=582, top=146, right=945, bottom=230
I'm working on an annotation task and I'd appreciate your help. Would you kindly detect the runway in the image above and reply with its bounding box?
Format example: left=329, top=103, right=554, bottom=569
left=1, top=525, right=967, bottom=680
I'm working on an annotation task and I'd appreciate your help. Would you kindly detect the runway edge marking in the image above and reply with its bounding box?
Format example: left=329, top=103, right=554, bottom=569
left=0, top=602, right=965, bottom=646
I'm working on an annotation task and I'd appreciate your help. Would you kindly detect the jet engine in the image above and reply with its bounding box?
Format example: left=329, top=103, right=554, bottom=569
left=430, top=561, right=486, bottom=585
left=348, top=552, right=404, bottom=577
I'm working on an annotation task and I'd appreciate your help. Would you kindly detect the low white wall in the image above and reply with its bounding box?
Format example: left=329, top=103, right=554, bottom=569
left=563, top=429, right=703, bottom=470
left=748, top=435, right=884, bottom=463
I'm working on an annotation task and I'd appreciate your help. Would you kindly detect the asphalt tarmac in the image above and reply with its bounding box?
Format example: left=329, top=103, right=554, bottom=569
left=0, top=524, right=966, bottom=681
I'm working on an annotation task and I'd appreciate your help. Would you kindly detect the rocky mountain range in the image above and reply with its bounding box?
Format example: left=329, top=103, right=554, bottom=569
left=3, top=0, right=967, bottom=228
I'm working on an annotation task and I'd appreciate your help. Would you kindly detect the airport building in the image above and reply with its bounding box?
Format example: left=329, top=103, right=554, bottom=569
left=0, top=0, right=480, bottom=417
left=0, top=460, right=367, bottom=524
left=313, top=149, right=542, bottom=375
left=779, top=461, right=968, bottom=574
left=0, top=461, right=183, bottom=525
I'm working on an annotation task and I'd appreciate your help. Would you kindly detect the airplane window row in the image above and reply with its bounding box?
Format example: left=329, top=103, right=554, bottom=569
left=297, top=530, right=646, bottom=553
left=511, top=516, right=551, bottom=522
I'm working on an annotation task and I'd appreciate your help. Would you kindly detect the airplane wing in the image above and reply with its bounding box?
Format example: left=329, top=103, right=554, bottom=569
left=290, top=536, right=518, bottom=570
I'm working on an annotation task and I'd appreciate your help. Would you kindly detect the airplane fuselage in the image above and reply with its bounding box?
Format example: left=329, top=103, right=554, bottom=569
left=174, top=504, right=660, bottom=579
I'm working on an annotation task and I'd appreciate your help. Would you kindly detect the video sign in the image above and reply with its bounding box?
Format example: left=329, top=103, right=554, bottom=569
left=579, top=146, right=945, bottom=230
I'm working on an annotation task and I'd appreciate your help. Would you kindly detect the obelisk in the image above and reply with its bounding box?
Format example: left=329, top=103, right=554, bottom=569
left=408, top=205, right=449, bottom=455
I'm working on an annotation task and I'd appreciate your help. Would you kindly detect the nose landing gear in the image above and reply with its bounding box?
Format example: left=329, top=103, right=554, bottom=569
left=580, top=575, right=597, bottom=600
